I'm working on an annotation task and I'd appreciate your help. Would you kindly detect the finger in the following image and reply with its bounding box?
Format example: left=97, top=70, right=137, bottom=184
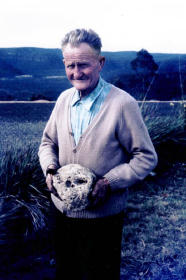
left=46, top=174, right=53, bottom=191
left=91, top=188, right=98, bottom=198
left=91, top=184, right=99, bottom=197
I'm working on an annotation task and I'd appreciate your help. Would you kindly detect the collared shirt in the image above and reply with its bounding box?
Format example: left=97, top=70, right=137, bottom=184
left=71, top=77, right=111, bottom=145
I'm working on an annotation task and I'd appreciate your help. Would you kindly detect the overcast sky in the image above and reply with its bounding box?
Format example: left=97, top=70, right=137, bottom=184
left=0, top=0, right=185, bottom=53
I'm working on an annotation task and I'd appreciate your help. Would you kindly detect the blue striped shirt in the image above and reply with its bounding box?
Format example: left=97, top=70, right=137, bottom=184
left=71, top=77, right=111, bottom=145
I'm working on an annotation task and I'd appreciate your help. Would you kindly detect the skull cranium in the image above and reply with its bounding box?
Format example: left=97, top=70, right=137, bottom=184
left=52, top=164, right=96, bottom=212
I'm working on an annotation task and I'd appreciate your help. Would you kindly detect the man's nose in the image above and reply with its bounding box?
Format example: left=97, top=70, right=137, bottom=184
left=73, top=66, right=83, bottom=79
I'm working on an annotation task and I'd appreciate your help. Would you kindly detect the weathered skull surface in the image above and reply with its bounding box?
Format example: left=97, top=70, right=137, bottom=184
left=52, top=164, right=96, bottom=212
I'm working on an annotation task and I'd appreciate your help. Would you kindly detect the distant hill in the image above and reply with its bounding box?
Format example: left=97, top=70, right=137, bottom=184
left=0, top=48, right=64, bottom=77
left=0, top=47, right=185, bottom=100
left=0, top=57, right=23, bottom=77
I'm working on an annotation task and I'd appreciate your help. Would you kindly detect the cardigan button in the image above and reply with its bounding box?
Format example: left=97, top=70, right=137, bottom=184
left=73, top=148, right=77, bottom=153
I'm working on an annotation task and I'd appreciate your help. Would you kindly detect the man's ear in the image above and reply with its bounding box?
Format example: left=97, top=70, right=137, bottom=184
left=99, top=56, right=105, bottom=70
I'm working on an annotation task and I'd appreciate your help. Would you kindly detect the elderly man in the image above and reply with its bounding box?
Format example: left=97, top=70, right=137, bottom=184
left=38, top=29, right=157, bottom=280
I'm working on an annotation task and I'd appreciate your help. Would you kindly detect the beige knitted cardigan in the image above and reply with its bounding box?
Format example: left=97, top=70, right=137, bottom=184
left=38, top=85, right=157, bottom=218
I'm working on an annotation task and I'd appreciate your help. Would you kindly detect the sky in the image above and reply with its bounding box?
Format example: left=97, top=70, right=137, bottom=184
left=0, top=0, right=185, bottom=53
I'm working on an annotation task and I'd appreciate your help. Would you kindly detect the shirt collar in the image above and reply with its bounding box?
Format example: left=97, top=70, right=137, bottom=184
left=71, top=77, right=106, bottom=111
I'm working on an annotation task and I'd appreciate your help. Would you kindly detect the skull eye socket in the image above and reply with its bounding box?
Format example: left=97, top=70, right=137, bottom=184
left=65, top=180, right=71, bottom=187
left=74, top=179, right=87, bottom=185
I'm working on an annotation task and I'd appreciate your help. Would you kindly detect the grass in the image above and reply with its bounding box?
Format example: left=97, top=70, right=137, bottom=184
left=0, top=146, right=51, bottom=261
left=0, top=102, right=55, bottom=122
left=0, top=101, right=185, bottom=279
left=0, top=121, right=46, bottom=158
left=121, top=163, right=185, bottom=279
left=140, top=101, right=185, bottom=145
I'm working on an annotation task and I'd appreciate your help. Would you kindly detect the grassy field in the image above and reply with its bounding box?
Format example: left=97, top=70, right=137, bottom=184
left=121, top=163, right=185, bottom=279
left=0, top=101, right=184, bottom=154
left=0, top=101, right=185, bottom=279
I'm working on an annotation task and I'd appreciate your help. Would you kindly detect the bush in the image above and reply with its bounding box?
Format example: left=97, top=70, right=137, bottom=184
left=0, top=146, right=51, bottom=256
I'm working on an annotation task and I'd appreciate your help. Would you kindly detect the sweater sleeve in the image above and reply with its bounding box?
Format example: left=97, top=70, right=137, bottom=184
left=38, top=104, right=60, bottom=175
left=104, top=98, right=158, bottom=190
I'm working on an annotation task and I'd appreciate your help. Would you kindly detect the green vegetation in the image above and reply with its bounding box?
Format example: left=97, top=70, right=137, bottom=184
left=140, top=101, right=185, bottom=145
left=0, top=146, right=49, bottom=237
left=0, top=101, right=185, bottom=279
left=121, top=163, right=185, bottom=279
left=129, top=49, right=159, bottom=100
left=0, top=47, right=185, bottom=101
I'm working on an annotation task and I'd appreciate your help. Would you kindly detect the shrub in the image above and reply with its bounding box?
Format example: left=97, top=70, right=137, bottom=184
left=0, top=146, right=51, bottom=256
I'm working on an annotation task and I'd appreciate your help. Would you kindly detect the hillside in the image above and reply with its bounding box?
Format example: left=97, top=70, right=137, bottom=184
left=0, top=48, right=185, bottom=100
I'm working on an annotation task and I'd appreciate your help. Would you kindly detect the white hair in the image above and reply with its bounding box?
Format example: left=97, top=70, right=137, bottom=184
left=61, top=29, right=102, bottom=54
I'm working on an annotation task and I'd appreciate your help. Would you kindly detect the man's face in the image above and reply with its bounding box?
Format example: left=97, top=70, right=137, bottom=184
left=63, top=43, right=105, bottom=97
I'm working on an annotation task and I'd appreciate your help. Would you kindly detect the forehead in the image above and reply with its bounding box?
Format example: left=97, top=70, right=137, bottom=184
left=63, top=43, right=98, bottom=62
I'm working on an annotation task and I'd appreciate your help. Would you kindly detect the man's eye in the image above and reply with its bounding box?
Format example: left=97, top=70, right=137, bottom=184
left=67, top=65, right=74, bottom=69
left=80, top=64, right=88, bottom=68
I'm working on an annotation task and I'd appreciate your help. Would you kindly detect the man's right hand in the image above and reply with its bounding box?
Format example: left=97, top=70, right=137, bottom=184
left=46, top=169, right=63, bottom=201
left=46, top=165, right=58, bottom=192
left=46, top=173, right=54, bottom=191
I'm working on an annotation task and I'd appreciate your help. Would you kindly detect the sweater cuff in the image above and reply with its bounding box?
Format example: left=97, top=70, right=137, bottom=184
left=46, top=167, right=58, bottom=175
left=43, top=161, right=59, bottom=176
left=103, top=173, right=122, bottom=190
left=104, top=164, right=140, bottom=191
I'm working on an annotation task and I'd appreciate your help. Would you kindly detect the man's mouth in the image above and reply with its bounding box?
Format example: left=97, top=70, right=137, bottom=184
left=73, top=78, right=87, bottom=80
left=72, top=79, right=88, bottom=82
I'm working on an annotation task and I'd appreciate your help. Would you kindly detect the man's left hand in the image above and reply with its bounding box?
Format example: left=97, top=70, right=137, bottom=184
left=90, top=178, right=111, bottom=207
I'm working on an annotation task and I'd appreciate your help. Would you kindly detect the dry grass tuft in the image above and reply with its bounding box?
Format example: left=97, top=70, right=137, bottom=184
left=0, top=146, right=51, bottom=258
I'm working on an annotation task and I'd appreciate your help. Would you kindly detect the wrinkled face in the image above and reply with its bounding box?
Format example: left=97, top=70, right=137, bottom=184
left=63, top=43, right=105, bottom=97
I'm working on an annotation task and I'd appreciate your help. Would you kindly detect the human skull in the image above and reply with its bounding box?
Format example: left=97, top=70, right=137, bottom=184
left=52, top=164, right=96, bottom=212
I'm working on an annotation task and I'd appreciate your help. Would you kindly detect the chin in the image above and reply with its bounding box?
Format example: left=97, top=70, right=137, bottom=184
left=72, top=81, right=90, bottom=91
